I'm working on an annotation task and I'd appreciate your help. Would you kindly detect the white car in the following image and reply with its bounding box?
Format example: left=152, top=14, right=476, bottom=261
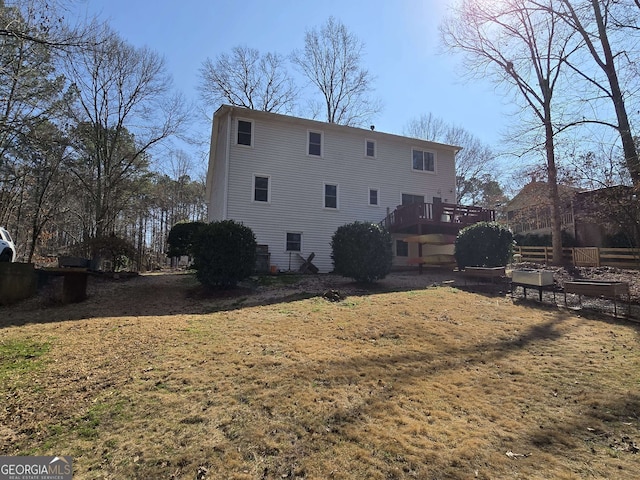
left=0, top=227, right=16, bottom=262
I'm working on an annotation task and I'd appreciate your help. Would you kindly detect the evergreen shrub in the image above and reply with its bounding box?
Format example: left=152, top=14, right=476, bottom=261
left=455, top=221, right=513, bottom=269
left=167, top=221, right=206, bottom=258
left=331, top=221, right=392, bottom=283
left=192, top=220, right=257, bottom=288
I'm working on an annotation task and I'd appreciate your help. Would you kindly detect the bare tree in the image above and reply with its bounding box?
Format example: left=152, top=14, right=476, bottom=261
left=291, top=16, right=381, bottom=126
left=64, top=28, right=188, bottom=239
left=441, top=0, right=580, bottom=265
left=545, top=0, right=640, bottom=188
left=198, top=46, right=296, bottom=113
left=0, top=1, right=72, bottom=173
left=1, top=0, right=98, bottom=49
left=404, top=113, right=498, bottom=205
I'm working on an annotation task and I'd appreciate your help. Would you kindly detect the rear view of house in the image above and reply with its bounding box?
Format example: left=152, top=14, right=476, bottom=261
left=206, top=105, right=493, bottom=273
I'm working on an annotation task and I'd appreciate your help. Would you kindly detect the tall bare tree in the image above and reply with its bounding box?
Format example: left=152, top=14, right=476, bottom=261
left=64, top=28, right=188, bottom=239
left=1, top=0, right=97, bottom=49
left=404, top=113, right=498, bottom=205
left=198, top=46, right=296, bottom=113
left=442, top=0, right=580, bottom=265
left=548, top=0, right=640, bottom=188
left=291, top=16, right=381, bottom=126
left=0, top=1, right=71, bottom=174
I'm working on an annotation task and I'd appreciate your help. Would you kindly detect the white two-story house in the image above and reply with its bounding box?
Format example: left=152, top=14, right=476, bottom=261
left=206, top=105, right=494, bottom=273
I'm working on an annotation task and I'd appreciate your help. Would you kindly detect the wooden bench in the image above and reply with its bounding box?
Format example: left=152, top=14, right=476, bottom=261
left=563, top=280, right=630, bottom=317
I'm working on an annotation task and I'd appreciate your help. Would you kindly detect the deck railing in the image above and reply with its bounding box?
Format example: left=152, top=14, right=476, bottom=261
left=382, top=202, right=495, bottom=231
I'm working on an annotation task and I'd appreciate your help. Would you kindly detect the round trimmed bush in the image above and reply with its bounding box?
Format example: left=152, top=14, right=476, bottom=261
left=455, top=221, right=513, bottom=269
left=167, top=221, right=206, bottom=258
left=331, top=221, right=392, bottom=283
left=192, top=220, right=257, bottom=288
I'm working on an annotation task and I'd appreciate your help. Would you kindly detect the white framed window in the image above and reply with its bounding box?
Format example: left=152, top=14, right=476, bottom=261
left=308, top=130, right=323, bottom=156
left=365, top=139, right=376, bottom=158
left=286, top=232, right=302, bottom=252
left=237, top=119, right=253, bottom=146
left=324, top=183, right=338, bottom=209
left=253, top=174, right=270, bottom=203
left=412, top=148, right=436, bottom=172
left=369, top=187, right=379, bottom=206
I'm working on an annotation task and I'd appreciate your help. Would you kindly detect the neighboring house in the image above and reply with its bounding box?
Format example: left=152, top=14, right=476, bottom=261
left=505, top=180, right=637, bottom=247
left=505, top=181, right=579, bottom=238
left=206, top=105, right=494, bottom=273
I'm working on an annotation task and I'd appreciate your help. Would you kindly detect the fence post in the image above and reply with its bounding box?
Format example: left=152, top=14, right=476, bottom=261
left=596, top=248, right=601, bottom=267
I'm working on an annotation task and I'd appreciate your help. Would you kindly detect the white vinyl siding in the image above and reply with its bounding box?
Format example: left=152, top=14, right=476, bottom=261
left=207, top=116, right=231, bottom=220
left=208, top=107, right=457, bottom=272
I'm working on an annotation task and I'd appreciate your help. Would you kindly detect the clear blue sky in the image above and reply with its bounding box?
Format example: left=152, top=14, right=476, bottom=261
left=77, top=0, right=512, bottom=168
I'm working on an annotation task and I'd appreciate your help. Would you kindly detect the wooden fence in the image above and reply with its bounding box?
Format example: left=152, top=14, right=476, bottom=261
left=514, top=246, right=640, bottom=269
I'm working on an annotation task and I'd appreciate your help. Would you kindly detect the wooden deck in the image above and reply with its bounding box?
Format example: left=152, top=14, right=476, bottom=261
left=382, top=202, right=495, bottom=235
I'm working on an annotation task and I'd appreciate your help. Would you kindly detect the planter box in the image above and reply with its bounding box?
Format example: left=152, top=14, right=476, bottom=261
left=463, top=266, right=506, bottom=278
left=512, top=269, right=554, bottom=286
left=564, top=280, right=629, bottom=299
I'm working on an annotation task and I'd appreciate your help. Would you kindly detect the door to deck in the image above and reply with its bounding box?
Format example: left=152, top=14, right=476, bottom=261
left=401, top=194, right=424, bottom=206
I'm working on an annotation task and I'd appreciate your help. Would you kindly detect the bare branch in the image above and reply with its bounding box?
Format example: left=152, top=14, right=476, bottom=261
left=291, top=16, right=381, bottom=126
left=198, top=46, right=296, bottom=113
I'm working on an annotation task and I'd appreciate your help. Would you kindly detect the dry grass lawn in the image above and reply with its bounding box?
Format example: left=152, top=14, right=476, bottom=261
left=1, top=271, right=639, bottom=479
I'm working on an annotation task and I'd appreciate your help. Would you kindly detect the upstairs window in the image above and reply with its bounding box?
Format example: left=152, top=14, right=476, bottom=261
left=324, top=183, right=338, bottom=209
left=365, top=139, right=376, bottom=158
left=286, top=232, right=302, bottom=252
left=308, top=131, right=322, bottom=156
left=412, top=148, right=435, bottom=172
left=237, top=120, right=252, bottom=146
left=254, top=175, right=269, bottom=202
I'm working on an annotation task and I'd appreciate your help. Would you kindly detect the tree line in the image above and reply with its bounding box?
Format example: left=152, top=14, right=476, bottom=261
left=0, top=0, right=204, bottom=268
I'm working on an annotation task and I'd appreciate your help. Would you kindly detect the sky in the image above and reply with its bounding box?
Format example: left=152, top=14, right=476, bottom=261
left=74, top=0, right=514, bottom=174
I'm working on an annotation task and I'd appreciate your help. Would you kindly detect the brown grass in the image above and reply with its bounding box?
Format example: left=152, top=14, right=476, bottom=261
left=1, top=272, right=639, bottom=479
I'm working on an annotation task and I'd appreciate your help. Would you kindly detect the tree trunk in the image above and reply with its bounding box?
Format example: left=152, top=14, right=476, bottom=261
left=544, top=109, right=564, bottom=266
left=590, top=0, right=640, bottom=187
